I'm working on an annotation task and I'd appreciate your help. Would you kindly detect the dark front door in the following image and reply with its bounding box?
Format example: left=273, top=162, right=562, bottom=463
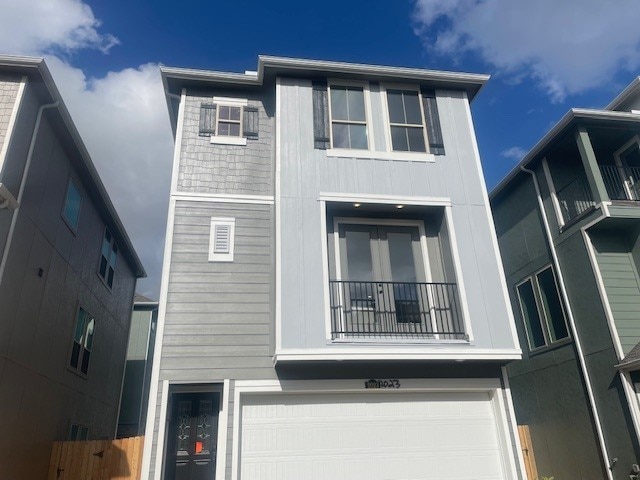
left=165, top=392, right=219, bottom=480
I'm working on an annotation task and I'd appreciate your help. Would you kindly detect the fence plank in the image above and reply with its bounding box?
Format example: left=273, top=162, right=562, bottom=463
left=48, top=436, right=145, bottom=480
left=518, top=425, right=538, bottom=480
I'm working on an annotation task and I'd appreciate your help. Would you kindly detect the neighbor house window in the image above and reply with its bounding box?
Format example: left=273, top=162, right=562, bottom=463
left=386, top=89, right=427, bottom=152
left=516, top=266, right=569, bottom=351
left=99, top=228, right=117, bottom=288
left=216, top=105, right=242, bottom=137
left=329, top=85, right=368, bottom=149
left=70, top=307, right=95, bottom=375
left=62, top=179, right=82, bottom=230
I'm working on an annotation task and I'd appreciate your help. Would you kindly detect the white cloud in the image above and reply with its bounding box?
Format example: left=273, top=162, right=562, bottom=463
left=413, top=0, right=640, bottom=102
left=0, top=0, right=118, bottom=55
left=0, top=0, right=172, bottom=297
left=501, top=146, right=526, bottom=160
left=46, top=57, right=173, bottom=298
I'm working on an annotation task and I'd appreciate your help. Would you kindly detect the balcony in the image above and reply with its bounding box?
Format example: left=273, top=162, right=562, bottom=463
left=555, top=173, right=595, bottom=222
left=600, top=164, right=640, bottom=201
left=329, top=280, right=465, bottom=340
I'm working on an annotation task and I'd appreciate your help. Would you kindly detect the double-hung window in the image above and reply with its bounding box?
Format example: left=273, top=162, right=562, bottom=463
left=99, top=228, right=117, bottom=288
left=329, top=85, right=368, bottom=149
left=386, top=89, right=427, bottom=153
left=70, top=307, right=95, bottom=375
left=198, top=100, right=259, bottom=143
left=516, top=266, right=569, bottom=351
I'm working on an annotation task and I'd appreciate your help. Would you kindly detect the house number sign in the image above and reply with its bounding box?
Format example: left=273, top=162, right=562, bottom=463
left=364, top=379, right=400, bottom=389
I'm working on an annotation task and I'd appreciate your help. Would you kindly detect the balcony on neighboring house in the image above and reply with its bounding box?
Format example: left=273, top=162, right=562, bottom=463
left=543, top=113, right=640, bottom=226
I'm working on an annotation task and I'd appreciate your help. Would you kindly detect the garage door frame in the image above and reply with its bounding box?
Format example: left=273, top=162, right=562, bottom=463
left=231, top=378, right=520, bottom=480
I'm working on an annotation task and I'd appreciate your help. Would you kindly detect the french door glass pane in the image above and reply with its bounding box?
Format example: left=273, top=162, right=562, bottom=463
left=517, top=280, right=546, bottom=349
left=387, top=230, right=420, bottom=323
left=536, top=268, right=568, bottom=341
left=345, top=229, right=375, bottom=310
left=176, top=401, right=191, bottom=455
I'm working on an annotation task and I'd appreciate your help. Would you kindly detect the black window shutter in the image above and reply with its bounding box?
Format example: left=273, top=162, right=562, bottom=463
left=199, top=104, right=217, bottom=136
left=312, top=82, right=330, bottom=149
left=421, top=90, right=445, bottom=155
left=243, top=106, right=259, bottom=139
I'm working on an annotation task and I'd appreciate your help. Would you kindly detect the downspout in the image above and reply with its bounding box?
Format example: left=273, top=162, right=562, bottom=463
left=520, top=165, right=614, bottom=479
left=0, top=101, right=59, bottom=287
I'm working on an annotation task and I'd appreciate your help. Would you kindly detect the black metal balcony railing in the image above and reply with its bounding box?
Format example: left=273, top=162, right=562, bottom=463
left=555, top=174, right=595, bottom=222
left=600, top=164, right=640, bottom=201
left=329, top=280, right=466, bottom=340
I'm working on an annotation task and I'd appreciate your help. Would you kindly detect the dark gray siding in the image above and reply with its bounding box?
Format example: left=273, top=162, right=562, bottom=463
left=493, top=167, right=640, bottom=480
left=0, top=98, right=137, bottom=478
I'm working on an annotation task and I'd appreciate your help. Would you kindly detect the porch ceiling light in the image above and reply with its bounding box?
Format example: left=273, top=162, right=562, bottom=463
left=396, top=204, right=404, bottom=209
left=353, top=203, right=361, bottom=208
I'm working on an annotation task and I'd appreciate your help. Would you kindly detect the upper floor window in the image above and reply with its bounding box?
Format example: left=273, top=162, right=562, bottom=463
left=62, top=178, right=82, bottom=231
left=99, top=228, right=117, bottom=289
left=516, top=266, right=569, bottom=351
left=329, top=85, right=368, bottom=150
left=386, top=89, right=427, bottom=153
left=70, top=307, right=95, bottom=375
left=199, top=101, right=259, bottom=145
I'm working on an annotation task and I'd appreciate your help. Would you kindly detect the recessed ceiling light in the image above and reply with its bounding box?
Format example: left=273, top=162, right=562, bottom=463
left=353, top=203, right=361, bottom=208
left=396, top=204, right=404, bottom=209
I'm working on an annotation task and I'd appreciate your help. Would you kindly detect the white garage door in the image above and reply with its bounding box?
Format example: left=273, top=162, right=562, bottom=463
left=240, top=391, right=507, bottom=480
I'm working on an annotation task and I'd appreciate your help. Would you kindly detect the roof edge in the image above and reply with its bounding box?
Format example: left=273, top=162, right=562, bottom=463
left=0, top=55, right=146, bottom=277
left=606, top=77, right=640, bottom=111
left=490, top=108, right=640, bottom=200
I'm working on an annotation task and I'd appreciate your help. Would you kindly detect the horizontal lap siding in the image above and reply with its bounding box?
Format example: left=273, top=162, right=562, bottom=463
left=160, top=200, right=275, bottom=379
left=593, top=237, right=640, bottom=355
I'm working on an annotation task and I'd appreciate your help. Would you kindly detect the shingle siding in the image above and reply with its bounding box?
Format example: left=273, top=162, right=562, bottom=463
left=177, top=90, right=274, bottom=195
left=0, top=74, right=21, bottom=156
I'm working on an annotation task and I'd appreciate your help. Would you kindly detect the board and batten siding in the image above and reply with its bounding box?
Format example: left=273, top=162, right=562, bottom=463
left=277, top=77, right=516, bottom=351
left=591, top=232, right=640, bottom=355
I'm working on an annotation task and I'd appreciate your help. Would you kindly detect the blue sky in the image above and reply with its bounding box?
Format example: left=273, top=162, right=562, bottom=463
left=3, top=0, right=640, bottom=296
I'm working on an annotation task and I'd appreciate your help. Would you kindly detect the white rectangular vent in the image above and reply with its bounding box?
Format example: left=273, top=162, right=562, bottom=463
left=209, top=217, right=235, bottom=262
left=213, top=224, right=231, bottom=253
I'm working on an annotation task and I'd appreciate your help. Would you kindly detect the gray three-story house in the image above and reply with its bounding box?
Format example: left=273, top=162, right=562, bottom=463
left=142, top=56, right=525, bottom=480
left=0, top=55, right=145, bottom=478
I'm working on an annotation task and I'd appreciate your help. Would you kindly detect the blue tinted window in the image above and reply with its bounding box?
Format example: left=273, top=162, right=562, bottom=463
left=63, top=179, right=82, bottom=230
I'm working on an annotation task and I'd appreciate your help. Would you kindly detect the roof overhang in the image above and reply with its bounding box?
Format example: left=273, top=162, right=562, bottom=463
left=0, top=55, right=146, bottom=278
left=606, top=77, right=640, bottom=111
left=490, top=109, right=640, bottom=200
left=160, top=55, right=490, bottom=136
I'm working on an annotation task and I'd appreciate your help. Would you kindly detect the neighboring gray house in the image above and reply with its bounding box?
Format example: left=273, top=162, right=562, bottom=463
left=118, top=293, right=159, bottom=438
left=491, top=78, right=640, bottom=479
left=0, top=56, right=145, bottom=478
left=142, top=56, right=525, bottom=480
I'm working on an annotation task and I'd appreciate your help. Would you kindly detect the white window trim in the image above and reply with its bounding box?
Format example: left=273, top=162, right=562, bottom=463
left=208, top=217, right=235, bottom=262
left=325, top=148, right=435, bottom=162
left=515, top=264, right=569, bottom=352
left=67, top=305, right=95, bottom=377
left=324, top=208, right=471, bottom=344
left=231, top=378, right=520, bottom=480
left=209, top=97, right=249, bottom=145
left=98, top=227, right=117, bottom=290
left=380, top=83, right=430, bottom=155
left=327, top=79, right=375, bottom=151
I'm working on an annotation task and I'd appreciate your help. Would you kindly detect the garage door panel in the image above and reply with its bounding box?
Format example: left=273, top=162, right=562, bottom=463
left=240, top=391, right=506, bottom=480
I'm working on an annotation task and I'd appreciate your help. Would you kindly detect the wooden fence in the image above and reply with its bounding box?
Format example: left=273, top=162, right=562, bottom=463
left=48, top=436, right=144, bottom=480
left=518, top=425, right=538, bottom=480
